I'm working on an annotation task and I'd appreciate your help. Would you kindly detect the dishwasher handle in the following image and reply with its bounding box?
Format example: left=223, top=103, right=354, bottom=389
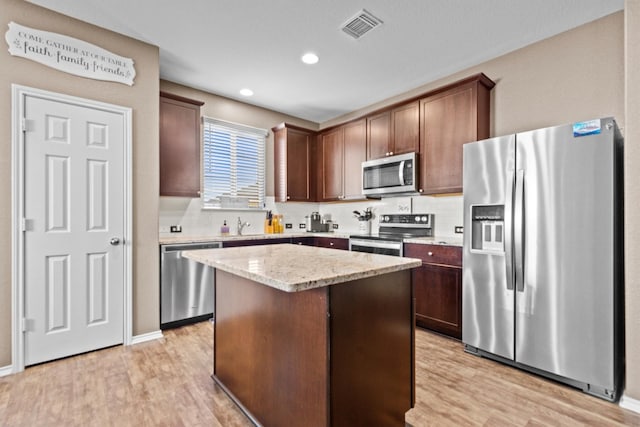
left=161, top=242, right=222, bottom=253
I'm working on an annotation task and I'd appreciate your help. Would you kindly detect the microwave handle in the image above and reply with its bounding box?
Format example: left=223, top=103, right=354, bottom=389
left=398, top=160, right=406, bottom=185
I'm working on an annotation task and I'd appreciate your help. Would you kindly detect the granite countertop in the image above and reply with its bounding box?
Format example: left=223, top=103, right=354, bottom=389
left=159, top=232, right=462, bottom=247
left=182, top=243, right=421, bottom=293
left=159, top=232, right=351, bottom=245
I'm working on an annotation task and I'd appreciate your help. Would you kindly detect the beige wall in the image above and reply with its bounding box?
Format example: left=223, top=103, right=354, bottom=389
left=0, top=0, right=160, bottom=366
left=160, top=80, right=317, bottom=197
left=625, top=0, right=640, bottom=401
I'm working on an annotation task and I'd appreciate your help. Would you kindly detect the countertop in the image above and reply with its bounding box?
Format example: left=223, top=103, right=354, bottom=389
left=158, top=232, right=351, bottom=245
left=159, top=232, right=463, bottom=247
left=182, top=243, right=421, bottom=293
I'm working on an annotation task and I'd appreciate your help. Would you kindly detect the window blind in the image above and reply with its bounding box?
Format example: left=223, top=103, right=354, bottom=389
left=202, top=117, right=267, bottom=209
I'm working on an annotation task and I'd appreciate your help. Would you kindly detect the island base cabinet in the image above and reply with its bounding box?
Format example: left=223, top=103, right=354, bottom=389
left=213, top=269, right=414, bottom=427
left=214, top=270, right=328, bottom=426
left=330, top=271, right=414, bottom=427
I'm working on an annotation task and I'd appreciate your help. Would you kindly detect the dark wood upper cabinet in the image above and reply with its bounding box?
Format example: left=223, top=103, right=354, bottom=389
left=392, top=101, right=420, bottom=156
left=366, top=102, right=419, bottom=160
left=272, top=123, right=316, bottom=202
left=366, top=111, right=391, bottom=160
left=319, top=127, right=343, bottom=201
left=319, top=119, right=366, bottom=201
left=342, top=119, right=366, bottom=200
left=419, top=74, right=494, bottom=194
left=159, top=92, right=204, bottom=197
left=273, top=73, right=494, bottom=201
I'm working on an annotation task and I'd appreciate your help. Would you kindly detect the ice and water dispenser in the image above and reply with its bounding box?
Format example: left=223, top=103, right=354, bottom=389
left=471, top=205, right=505, bottom=253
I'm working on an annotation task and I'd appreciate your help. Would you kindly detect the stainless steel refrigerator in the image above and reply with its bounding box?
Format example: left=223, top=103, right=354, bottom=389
left=462, top=118, right=624, bottom=401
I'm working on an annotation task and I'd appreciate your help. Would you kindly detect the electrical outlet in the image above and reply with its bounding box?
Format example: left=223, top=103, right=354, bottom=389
left=285, top=223, right=293, bottom=229
left=332, top=223, right=339, bottom=229
left=299, top=223, right=306, bottom=229
left=455, top=226, right=464, bottom=234
left=170, top=225, right=182, bottom=233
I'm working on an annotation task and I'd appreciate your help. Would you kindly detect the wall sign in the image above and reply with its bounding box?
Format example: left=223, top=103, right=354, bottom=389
left=5, top=21, right=136, bottom=86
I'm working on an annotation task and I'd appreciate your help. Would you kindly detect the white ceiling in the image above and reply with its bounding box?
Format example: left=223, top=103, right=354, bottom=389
left=26, top=0, right=623, bottom=123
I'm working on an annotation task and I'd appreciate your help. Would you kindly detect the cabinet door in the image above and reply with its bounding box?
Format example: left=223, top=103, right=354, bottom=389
left=160, top=94, right=202, bottom=197
left=366, top=111, right=391, bottom=159
left=420, top=84, right=476, bottom=194
left=391, top=102, right=419, bottom=156
left=287, top=128, right=315, bottom=201
left=413, top=263, right=462, bottom=339
left=342, top=119, right=366, bottom=200
left=320, top=128, right=344, bottom=201
left=274, top=126, right=315, bottom=202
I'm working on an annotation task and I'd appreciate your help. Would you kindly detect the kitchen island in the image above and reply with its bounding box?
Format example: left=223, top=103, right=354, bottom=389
left=184, top=244, right=421, bottom=427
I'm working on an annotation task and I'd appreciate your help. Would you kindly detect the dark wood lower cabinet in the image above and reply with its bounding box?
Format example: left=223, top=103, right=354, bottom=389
left=413, top=262, right=462, bottom=338
left=404, top=243, right=462, bottom=339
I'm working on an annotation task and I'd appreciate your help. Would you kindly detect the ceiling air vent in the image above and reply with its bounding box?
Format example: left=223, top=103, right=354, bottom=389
left=341, top=9, right=383, bottom=39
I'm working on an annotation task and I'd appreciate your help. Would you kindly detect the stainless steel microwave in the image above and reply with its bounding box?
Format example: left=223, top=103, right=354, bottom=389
left=362, top=152, right=419, bottom=197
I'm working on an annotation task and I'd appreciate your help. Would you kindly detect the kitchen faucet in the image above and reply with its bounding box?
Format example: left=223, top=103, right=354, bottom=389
left=237, top=217, right=249, bottom=235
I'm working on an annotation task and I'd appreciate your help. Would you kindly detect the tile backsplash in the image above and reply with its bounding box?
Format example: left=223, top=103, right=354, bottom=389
left=159, top=195, right=463, bottom=238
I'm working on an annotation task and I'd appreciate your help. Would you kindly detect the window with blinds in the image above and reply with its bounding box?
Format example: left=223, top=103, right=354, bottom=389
left=202, top=117, right=267, bottom=209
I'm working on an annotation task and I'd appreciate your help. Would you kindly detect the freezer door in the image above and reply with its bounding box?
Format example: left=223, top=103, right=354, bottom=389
left=462, top=135, right=515, bottom=360
left=514, top=119, right=617, bottom=390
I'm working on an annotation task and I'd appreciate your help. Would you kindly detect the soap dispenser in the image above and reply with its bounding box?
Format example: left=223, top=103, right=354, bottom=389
left=221, top=220, right=230, bottom=236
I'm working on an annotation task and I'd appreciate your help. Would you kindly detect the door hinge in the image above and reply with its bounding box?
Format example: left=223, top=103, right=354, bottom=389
left=21, top=119, right=35, bottom=133
left=22, top=318, right=34, bottom=332
left=21, top=218, right=34, bottom=232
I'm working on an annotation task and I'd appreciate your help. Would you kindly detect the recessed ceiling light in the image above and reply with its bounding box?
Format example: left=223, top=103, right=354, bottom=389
left=240, top=88, right=253, bottom=97
left=301, top=53, right=319, bottom=65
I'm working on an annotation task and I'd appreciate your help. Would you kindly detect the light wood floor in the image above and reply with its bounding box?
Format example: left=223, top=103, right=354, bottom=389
left=1, top=321, right=639, bottom=426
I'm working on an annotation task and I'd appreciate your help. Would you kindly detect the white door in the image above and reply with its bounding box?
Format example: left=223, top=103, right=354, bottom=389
left=23, top=95, right=125, bottom=366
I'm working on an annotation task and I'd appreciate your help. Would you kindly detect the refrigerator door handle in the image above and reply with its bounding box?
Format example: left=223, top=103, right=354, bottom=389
left=504, top=170, right=515, bottom=291
left=514, top=169, right=525, bottom=292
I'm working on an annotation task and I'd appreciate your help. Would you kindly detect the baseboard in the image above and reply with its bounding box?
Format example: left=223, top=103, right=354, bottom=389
left=0, top=365, right=14, bottom=377
left=620, top=394, right=640, bottom=414
left=131, top=330, right=163, bottom=345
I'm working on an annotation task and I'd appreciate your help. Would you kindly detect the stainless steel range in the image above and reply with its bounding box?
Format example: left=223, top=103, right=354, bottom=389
left=349, top=214, right=434, bottom=257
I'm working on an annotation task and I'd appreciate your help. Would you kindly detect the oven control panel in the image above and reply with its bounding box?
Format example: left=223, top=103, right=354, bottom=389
left=379, top=214, right=433, bottom=228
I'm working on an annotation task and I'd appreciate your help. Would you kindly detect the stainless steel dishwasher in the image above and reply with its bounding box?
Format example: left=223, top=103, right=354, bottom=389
left=160, top=241, right=221, bottom=329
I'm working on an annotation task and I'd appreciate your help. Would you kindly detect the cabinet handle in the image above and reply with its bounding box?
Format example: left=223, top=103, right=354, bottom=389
left=389, top=151, right=394, bottom=156
left=287, top=195, right=290, bottom=200
left=330, top=242, right=334, bottom=246
left=428, top=251, right=433, bottom=256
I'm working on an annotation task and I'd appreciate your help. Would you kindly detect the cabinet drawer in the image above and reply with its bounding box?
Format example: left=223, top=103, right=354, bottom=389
left=404, top=243, right=462, bottom=267
left=315, top=237, right=349, bottom=250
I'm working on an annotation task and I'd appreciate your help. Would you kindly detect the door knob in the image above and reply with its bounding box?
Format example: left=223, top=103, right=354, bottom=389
left=110, top=237, right=121, bottom=246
